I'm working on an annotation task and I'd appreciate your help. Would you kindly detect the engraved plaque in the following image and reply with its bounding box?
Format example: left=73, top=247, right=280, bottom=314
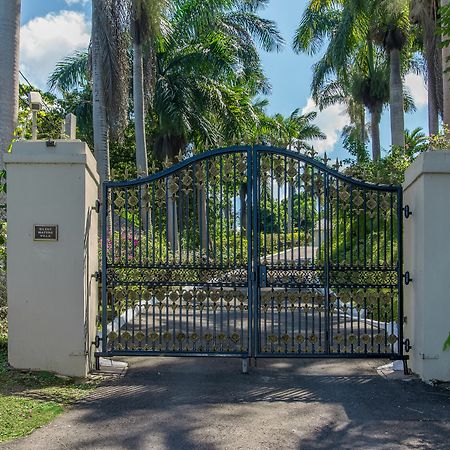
left=33, top=225, right=58, bottom=241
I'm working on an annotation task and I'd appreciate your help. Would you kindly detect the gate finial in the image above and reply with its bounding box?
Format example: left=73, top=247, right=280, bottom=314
left=333, top=158, right=341, bottom=171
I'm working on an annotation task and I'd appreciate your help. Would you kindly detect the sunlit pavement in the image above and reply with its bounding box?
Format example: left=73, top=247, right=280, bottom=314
left=2, top=357, right=449, bottom=450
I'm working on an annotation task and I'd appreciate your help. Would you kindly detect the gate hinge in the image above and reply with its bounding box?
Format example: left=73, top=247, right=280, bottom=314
left=92, top=271, right=101, bottom=282
left=404, top=271, right=412, bottom=285
left=403, top=205, right=412, bottom=219
left=94, top=335, right=102, bottom=348
left=404, top=338, right=412, bottom=353
left=94, top=199, right=101, bottom=213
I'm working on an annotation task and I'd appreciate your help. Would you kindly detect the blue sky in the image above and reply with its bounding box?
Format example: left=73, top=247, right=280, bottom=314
left=20, top=0, right=429, bottom=160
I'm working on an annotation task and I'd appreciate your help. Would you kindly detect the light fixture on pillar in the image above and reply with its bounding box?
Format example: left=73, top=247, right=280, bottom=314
left=28, top=91, right=44, bottom=140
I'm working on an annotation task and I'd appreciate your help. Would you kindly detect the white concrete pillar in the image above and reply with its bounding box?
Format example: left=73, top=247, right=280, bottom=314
left=5, top=140, right=99, bottom=377
left=403, top=151, right=450, bottom=382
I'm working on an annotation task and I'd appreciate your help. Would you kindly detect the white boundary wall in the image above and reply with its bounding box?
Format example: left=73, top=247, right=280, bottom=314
left=5, top=140, right=99, bottom=377
left=403, top=151, right=450, bottom=382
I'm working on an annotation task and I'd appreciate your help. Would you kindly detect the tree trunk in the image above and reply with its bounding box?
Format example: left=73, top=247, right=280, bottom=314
left=360, top=106, right=366, bottom=145
left=167, top=183, right=179, bottom=254
left=422, top=8, right=440, bottom=135
left=427, top=49, right=440, bottom=136
left=389, top=48, right=405, bottom=148
left=0, top=0, right=20, bottom=169
left=92, top=0, right=111, bottom=188
left=370, top=106, right=381, bottom=161
left=442, top=0, right=450, bottom=132
left=198, top=185, right=209, bottom=255
left=240, top=183, right=247, bottom=231
left=133, top=41, right=148, bottom=177
left=287, top=184, right=293, bottom=230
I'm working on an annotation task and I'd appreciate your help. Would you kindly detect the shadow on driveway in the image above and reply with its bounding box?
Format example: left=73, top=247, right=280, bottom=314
left=2, top=357, right=449, bottom=449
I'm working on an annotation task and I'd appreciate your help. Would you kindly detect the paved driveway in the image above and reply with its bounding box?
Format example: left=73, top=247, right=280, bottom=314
left=2, top=358, right=449, bottom=449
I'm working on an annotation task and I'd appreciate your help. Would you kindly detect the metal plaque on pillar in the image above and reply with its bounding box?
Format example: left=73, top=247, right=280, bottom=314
left=33, top=225, right=58, bottom=241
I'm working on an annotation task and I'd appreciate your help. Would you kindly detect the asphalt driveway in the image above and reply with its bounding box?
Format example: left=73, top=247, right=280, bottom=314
left=2, top=357, right=449, bottom=449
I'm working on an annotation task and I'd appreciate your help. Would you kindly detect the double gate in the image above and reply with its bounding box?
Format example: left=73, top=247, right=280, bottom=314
left=96, top=145, right=407, bottom=369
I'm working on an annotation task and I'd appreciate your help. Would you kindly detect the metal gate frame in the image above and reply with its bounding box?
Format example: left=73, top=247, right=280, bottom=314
left=95, top=145, right=408, bottom=372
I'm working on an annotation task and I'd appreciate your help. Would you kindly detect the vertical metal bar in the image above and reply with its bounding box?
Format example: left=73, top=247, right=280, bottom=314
left=270, top=155, right=274, bottom=267
left=324, top=173, right=331, bottom=354
left=233, top=154, right=237, bottom=268
left=311, top=168, right=315, bottom=266
left=198, top=166, right=203, bottom=262
left=101, top=182, right=108, bottom=354
left=253, top=147, right=260, bottom=358
left=125, top=189, right=129, bottom=264
left=111, top=191, right=115, bottom=264
left=193, top=166, right=197, bottom=264
left=248, top=146, right=255, bottom=357
left=283, top=156, right=287, bottom=266
left=397, top=187, right=404, bottom=359
left=206, top=159, right=210, bottom=265
left=220, top=157, right=223, bottom=267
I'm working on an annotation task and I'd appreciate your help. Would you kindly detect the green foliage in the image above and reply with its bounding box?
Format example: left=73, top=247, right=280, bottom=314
left=444, top=333, right=450, bottom=352
left=440, top=2, right=450, bottom=73
left=17, top=84, right=64, bottom=141
left=0, top=336, right=98, bottom=443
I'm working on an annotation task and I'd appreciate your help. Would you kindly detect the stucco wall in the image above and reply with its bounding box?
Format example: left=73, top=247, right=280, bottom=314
left=5, top=140, right=99, bottom=377
left=403, top=151, right=450, bottom=382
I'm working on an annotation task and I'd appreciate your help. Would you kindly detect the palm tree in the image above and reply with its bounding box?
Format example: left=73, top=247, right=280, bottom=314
left=261, top=108, right=325, bottom=229
left=404, top=127, right=428, bottom=156
left=411, top=0, right=443, bottom=135
left=372, top=0, right=410, bottom=148
left=129, top=0, right=169, bottom=177
left=91, top=0, right=129, bottom=187
left=441, top=0, right=450, bottom=130
left=294, top=2, right=388, bottom=160
left=294, top=0, right=412, bottom=151
left=152, top=0, right=283, bottom=161
left=0, top=0, right=21, bottom=169
left=259, top=109, right=326, bottom=150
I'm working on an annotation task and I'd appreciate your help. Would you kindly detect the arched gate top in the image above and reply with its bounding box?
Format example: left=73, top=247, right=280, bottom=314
left=105, top=144, right=401, bottom=193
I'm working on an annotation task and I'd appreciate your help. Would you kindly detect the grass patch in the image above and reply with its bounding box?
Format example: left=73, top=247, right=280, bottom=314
left=0, top=332, right=100, bottom=443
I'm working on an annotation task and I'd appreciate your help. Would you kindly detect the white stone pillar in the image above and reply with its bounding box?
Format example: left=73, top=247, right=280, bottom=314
left=5, top=140, right=99, bottom=377
left=403, top=151, right=450, bottom=382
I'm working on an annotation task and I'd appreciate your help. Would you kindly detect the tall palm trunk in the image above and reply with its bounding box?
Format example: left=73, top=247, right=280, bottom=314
left=427, top=50, right=440, bottom=135
left=92, top=0, right=111, bottom=188
left=389, top=48, right=405, bottom=147
left=198, top=185, right=208, bottom=254
left=133, top=41, right=148, bottom=177
left=442, top=0, right=450, bottom=132
left=360, top=107, right=366, bottom=145
left=240, top=183, right=247, bottom=231
left=133, top=38, right=152, bottom=237
left=369, top=106, right=381, bottom=161
left=423, top=4, right=441, bottom=135
left=0, top=0, right=20, bottom=168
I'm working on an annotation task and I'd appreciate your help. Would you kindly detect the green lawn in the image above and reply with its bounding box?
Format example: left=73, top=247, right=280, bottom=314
left=0, top=333, right=99, bottom=443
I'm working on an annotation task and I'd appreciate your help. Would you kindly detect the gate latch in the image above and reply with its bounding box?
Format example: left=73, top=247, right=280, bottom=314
left=404, top=271, right=412, bottom=285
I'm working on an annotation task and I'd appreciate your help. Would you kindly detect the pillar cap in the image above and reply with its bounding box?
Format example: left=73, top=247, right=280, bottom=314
left=403, top=150, right=450, bottom=191
left=5, top=140, right=99, bottom=185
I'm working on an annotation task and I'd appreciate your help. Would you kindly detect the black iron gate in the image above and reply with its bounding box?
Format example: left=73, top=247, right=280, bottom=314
left=96, top=145, right=407, bottom=369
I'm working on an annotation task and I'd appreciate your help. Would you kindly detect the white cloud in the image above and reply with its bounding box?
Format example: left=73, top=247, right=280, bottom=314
left=65, top=0, right=89, bottom=5
left=301, top=98, right=350, bottom=153
left=405, top=73, right=428, bottom=109
left=20, top=11, right=90, bottom=89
